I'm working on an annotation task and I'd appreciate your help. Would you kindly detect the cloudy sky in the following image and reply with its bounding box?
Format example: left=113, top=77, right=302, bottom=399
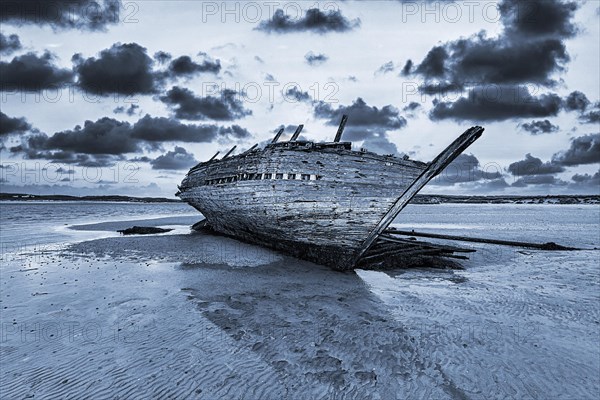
left=1, top=0, right=598, bottom=197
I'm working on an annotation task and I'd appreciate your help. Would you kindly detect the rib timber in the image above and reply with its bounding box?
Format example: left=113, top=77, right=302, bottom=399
left=290, top=125, right=304, bottom=141
left=334, top=115, right=348, bottom=142
left=178, top=125, right=484, bottom=270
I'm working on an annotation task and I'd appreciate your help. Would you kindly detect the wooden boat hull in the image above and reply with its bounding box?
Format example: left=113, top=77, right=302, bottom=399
left=178, top=127, right=484, bottom=269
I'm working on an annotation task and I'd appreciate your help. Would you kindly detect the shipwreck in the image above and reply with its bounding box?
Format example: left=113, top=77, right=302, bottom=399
left=177, top=116, right=484, bottom=270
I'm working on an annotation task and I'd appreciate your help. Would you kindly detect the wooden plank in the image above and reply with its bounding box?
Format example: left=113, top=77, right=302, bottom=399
left=378, top=236, right=457, bottom=255
left=384, top=229, right=580, bottom=251
left=208, top=151, right=220, bottom=161
left=271, top=128, right=284, bottom=143
left=188, top=151, right=220, bottom=173
left=222, top=145, right=237, bottom=159
left=290, top=125, right=304, bottom=141
left=360, top=247, right=424, bottom=262
left=240, top=143, right=258, bottom=155
left=353, top=126, right=484, bottom=265
left=378, top=235, right=476, bottom=253
left=334, top=115, right=348, bottom=142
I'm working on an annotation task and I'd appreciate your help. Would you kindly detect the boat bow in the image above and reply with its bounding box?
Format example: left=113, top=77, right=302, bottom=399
left=352, top=126, right=484, bottom=266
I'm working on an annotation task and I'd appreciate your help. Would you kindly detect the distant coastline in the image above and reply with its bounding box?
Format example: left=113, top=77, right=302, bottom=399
left=1, top=192, right=598, bottom=204
left=0, top=193, right=180, bottom=203
left=412, top=194, right=600, bottom=205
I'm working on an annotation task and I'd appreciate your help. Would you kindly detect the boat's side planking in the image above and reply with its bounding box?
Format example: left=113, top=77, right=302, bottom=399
left=180, top=145, right=426, bottom=250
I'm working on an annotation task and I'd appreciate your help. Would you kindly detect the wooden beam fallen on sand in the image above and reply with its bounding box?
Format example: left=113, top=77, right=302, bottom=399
left=384, top=229, right=581, bottom=250
left=378, top=235, right=476, bottom=253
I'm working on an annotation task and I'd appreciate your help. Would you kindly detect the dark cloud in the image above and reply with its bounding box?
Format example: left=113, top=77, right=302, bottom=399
left=430, top=86, right=562, bottom=121
left=402, top=102, right=421, bottom=112
left=284, top=86, right=312, bottom=103
left=12, top=115, right=253, bottom=166
left=431, top=153, right=502, bottom=185
left=131, top=115, right=251, bottom=142
left=1, top=112, right=31, bottom=135
left=0, top=32, right=21, bottom=55
left=408, top=0, right=578, bottom=99
left=166, top=55, right=221, bottom=78
left=1, top=51, right=74, bottom=91
left=400, top=59, right=413, bottom=76
left=75, top=45, right=222, bottom=94
left=73, top=43, right=156, bottom=95
left=570, top=171, right=600, bottom=190
left=33, top=118, right=139, bottom=155
left=572, top=171, right=600, bottom=183
left=11, top=143, right=126, bottom=167
left=579, top=104, right=600, bottom=124
left=113, top=104, right=140, bottom=116
left=304, top=51, right=328, bottom=66
left=460, top=35, right=566, bottom=86
left=415, top=46, right=447, bottom=79
left=499, top=0, right=579, bottom=39
left=415, top=33, right=569, bottom=87
left=519, top=120, right=559, bottom=135
left=563, top=91, right=590, bottom=112
left=129, top=156, right=151, bottom=163
left=0, top=0, right=121, bottom=31
left=512, top=174, right=567, bottom=187
left=153, top=51, right=172, bottom=64
left=160, top=86, right=251, bottom=121
left=552, top=133, right=600, bottom=166
left=256, top=8, right=360, bottom=34
left=508, top=153, right=565, bottom=176
left=419, top=81, right=463, bottom=95
left=581, top=111, right=600, bottom=124
left=561, top=91, right=597, bottom=123
left=217, top=125, right=253, bottom=139
left=151, top=146, right=197, bottom=170
left=314, top=97, right=406, bottom=141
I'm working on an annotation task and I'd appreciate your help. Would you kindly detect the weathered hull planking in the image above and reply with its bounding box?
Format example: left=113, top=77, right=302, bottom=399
left=178, top=127, right=484, bottom=270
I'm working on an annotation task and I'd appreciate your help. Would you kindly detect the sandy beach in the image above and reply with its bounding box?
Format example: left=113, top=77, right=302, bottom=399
left=1, top=204, right=599, bottom=399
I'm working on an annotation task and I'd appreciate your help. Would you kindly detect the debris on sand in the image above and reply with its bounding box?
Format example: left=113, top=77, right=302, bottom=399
left=117, top=226, right=173, bottom=235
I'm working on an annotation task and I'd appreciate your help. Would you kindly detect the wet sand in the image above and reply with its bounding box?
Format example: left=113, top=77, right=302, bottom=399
left=1, top=216, right=599, bottom=399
